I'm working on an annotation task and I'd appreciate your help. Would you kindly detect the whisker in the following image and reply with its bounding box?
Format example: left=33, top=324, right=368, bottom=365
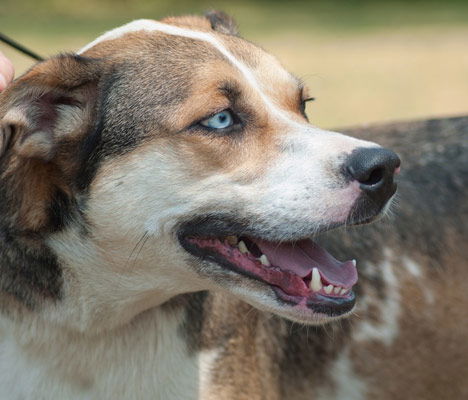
left=126, top=231, right=149, bottom=268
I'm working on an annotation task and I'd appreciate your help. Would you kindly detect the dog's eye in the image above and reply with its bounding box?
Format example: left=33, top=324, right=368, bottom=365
left=300, top=97, right=315, bottom=118
left=200, top=110, right=234, bottom=130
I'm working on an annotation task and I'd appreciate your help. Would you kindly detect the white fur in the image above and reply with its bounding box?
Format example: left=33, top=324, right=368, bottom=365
left=403, top=257, right=422, bottom=277
left=198, top=349, right=220, bottom=399
left=403, top=257, right=435, bottom=304
left=248, top=132, right=365, bottom=238
left=0, top=307, right=203, bottom=400
left=353, top=249, right=401, bottom=345
left=317, top=350, right=367, bottom=400
left=79, top=20, right=302, bottom=128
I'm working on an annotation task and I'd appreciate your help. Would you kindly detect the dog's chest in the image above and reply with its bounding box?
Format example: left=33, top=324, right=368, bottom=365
left=0, top=310, right=211, bottom=400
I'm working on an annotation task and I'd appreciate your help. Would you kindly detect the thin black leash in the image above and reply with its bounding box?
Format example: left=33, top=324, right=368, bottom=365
left=0, top=32, right=44, bottom=61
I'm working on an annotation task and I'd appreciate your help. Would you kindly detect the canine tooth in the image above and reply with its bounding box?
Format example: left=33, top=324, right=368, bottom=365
left=340, top=288, right=348, bottom=295
left=324, top=285, right=333, bottom=294
left=226, top=236, right=238, bottom=246
left=310, top=268, right=322, bottom=292
left=259, top=254, right=271, bottom=267
left=238, top=241, right=249, bottom=254
left=352, top=259, right=357, bottom=267
left=333, top=286, right=341, bottom=295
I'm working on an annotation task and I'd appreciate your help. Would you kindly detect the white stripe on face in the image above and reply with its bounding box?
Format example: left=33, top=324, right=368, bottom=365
left=79, top=19, right=379, bottom=196
left=78, top=19, right=307, bottom=130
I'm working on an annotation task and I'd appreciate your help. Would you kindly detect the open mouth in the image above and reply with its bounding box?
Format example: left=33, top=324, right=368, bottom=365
left=180, top=229, right=358, bottom=317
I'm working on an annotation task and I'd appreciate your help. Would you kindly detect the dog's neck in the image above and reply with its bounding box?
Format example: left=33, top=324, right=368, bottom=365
left=0, top=295, right=208, bottom=399
left=38, top=225, right=208, bottom=333
left=0, top=290, right=284, bottom=399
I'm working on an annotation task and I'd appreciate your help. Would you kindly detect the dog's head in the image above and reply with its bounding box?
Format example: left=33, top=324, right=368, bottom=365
left=0, top=12, right=399, bottom=329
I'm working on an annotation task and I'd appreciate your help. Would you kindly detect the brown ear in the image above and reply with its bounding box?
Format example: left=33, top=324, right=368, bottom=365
left=205, top=10, right=239, bottom=36
left=0, top=54, right=101, bottom=161
left=0, top=54, right=103, bottom=232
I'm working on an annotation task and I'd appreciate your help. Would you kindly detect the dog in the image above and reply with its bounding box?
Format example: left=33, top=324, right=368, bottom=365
left=0, top=11, right=466, bottom=399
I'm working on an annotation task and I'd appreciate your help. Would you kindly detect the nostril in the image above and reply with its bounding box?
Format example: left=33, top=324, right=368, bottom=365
left=345, top=147, right=400, bottom=189
left=347, top=165, right=385, bottom=186
left=360, top=167, right=384, bottom=186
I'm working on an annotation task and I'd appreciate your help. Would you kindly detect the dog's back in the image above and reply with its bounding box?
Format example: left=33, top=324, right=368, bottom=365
left=194, top=115, right=468, bottom=400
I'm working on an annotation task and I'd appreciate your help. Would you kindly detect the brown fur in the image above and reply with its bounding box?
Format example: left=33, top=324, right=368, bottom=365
left=185, top=115, right=468, bottom=400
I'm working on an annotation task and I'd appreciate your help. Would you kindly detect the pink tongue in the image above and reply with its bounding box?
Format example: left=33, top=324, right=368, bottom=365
left=254, top=239, right=357, bottom=288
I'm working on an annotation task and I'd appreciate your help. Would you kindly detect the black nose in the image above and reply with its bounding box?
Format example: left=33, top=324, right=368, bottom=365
left=345, top=147, right=400, bottom=204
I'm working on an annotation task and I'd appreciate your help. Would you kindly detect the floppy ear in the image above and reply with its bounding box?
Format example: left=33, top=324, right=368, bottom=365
left=205, top=10, right=239, bottom=36
left=0, top=54, right=102, bottom=232
left=0, top=54, right=101, bottom=161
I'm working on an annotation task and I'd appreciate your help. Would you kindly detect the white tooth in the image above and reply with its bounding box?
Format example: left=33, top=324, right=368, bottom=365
left=310, top=268, right=322, bottom=292
left=324, top=285, right=333, bottom=294
left=226, top=236, right=238, bottom=246
left=259, top=254, right=271, bottom=266
left=340, top=288, right=348, bottom=295
left=333, top=286, right=341, bottom=294
left=352, top=259, right=357, bottom=267
left=238, top=241, right=249, bottom=254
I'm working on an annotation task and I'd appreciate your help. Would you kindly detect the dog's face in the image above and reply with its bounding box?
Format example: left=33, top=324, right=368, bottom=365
left=0, top=13, right=399, bottom=328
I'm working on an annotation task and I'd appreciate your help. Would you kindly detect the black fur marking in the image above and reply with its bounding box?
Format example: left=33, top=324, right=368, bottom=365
left=280, top=319, right=352, bottom=389
left=205, top=10, right=239, bottom=36
left=75, top=70, right=117, bottom=192
left=75, top=39, right=206, bottom=192
left=0, top=230, right=63, bottom=308
left=178, top=291, right=210, bottom=353
left=48, top=188, right=76, bottom=232
left=76, top=114, right=105, bottom=192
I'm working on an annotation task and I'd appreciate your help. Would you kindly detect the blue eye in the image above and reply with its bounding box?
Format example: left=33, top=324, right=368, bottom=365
left=200, top=110, right=234, bottom=129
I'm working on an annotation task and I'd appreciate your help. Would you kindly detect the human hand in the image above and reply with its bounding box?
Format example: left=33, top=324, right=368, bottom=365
left=0, top=51, right=14, bottom=91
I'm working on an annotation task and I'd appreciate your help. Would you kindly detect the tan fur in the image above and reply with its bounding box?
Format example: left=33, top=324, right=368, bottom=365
left=197, top=297, right=283, bottom=400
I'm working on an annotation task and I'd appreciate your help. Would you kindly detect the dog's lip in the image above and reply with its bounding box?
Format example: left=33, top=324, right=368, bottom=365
left=178, top=232, right=357, bottom=317
left=272, top=287, right=356, bottom=316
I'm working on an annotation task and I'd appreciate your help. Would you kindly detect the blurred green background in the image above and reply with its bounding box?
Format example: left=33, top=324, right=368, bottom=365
left=1, top=0, right=467, bottom=127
